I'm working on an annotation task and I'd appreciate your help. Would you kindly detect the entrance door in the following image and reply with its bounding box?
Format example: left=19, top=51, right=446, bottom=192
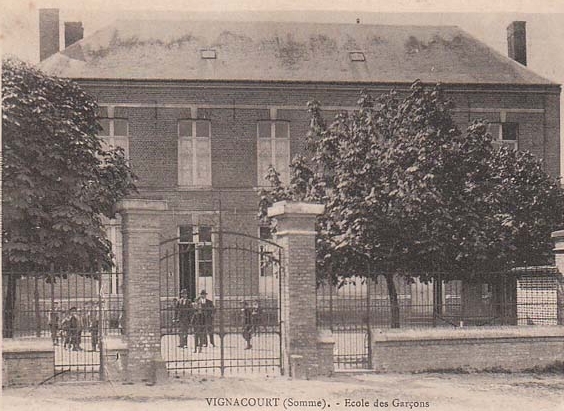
left=179, top=244, right=196, bottom=300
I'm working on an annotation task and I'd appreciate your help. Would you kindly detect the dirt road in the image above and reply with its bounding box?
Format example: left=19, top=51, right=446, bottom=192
left=3, top=372, right=564, bottom=411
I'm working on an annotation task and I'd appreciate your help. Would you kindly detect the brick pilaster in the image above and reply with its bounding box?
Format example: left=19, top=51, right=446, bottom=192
left=268, top=201, right=333, bottom=378
left=117, top=199, right=167, bottom=382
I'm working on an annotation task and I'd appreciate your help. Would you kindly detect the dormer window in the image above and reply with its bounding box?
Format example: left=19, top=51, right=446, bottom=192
left=201, top=49, right=217, bottom=59
left=349, top=51, right=366, bottom=62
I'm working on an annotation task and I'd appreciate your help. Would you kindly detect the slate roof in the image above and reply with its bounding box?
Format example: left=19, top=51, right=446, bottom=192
left=39, top=20, right=555, bottom=85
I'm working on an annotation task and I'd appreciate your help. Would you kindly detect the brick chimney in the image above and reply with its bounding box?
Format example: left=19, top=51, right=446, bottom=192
left=39, top=8, right=60, bottom=61
left=507, top=21, right=527, bottom=66
left=65, top=22, right=84, bottom=48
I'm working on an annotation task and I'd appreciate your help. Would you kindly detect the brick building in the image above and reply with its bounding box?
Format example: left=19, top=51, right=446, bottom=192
left=39, top=13, right=561, bottom=302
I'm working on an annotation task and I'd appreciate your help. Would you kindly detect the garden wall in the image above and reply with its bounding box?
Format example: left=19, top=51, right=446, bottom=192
left=371, top=326, right=564, bottom=373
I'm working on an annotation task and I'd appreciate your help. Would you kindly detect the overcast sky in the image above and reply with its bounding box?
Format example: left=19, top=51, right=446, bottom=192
left=2, top=0, right=564, bottom=174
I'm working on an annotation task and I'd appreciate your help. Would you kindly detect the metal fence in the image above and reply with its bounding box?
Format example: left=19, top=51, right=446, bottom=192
left=2, top=270, right=123, bottom=381
left=317, top=267, right=563, bottom=369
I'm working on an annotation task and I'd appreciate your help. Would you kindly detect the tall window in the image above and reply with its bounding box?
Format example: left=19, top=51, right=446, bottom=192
left=98, top=107, right=129, bottom=158
left=105, top=219, right=123, bottom=295
left=488, top=122, right=518, bottom=150
left=178, top=225, right=213, bottom=299
left=257, top=120, right=290, bottom=186
left=178, top=119, right=212, bottom=187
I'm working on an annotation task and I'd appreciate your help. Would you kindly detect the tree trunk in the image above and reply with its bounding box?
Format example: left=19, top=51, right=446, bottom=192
left=3, top=274, right=16, bottom=338
left=386, top=272, right=400, bottom=328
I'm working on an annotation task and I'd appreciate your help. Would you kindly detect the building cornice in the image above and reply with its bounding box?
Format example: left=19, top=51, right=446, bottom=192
left=73, top=78, right=561, bottom=95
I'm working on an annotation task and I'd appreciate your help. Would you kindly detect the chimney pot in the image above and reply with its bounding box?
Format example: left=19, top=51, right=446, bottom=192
left=507, top=21, right=527, bottom=66
left=65, top=22, right=84, bottom=48
left=39, top=8, right=60, bottom=61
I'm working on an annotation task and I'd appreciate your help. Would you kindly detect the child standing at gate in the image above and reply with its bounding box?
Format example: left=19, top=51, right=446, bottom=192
left=241, top=301, right=253, bottom=349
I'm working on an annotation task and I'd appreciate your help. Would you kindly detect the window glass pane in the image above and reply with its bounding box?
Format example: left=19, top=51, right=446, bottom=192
left=199, top=245, right=212, bottom=261
left=199, top=261, right=213, bottom=277
left=259, top=226, right=272, bottom=240
left=274, top=139, right=290, bottom=184
left=502, top=123, right=518, bottom=141
left=488, top=123, right=501, bottom=140
left=196, top=120, right=210, bottom=137
left=99, top=119, right=110, bottom=136
left=178, top=139, right=193, bottom=186
left=179, top=225, right=193, bottom=243
left=114, top=119, right=128, bottom=136
left=98, top=106, right=109, bottom=118
left=257, top=139, right=273, bottom=186
left=179, top=120, right=192, bottom=137
left=258, top=121, right=271, bottom=138
left=199, top=226, right=212, bottom=243
left=275, top=121, right=289, bottom=138
left=194, top=139, right=211, bottom=186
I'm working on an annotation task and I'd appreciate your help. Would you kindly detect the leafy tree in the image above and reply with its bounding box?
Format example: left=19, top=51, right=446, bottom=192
left=259, top=81, right=563, bottom=328
left=2, top=58, right=137, bottom=336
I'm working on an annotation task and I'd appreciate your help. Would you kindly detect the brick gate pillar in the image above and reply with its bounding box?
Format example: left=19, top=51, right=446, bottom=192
left=117, top=199, right=168, bottom=382
left=268, top=201, right=334, bottom=378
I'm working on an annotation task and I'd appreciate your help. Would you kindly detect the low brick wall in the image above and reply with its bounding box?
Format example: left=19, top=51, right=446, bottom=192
left=2, top=338, right=54, bottom=387
left=372, top=326, right=564, bottom=373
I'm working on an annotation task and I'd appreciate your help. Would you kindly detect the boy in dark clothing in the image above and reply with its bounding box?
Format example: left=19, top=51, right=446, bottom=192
left=48, top=301, right=61, bottom=345
left=242, top=301, right=253, bottom=349
left=68, top=307, right=80, bottom=351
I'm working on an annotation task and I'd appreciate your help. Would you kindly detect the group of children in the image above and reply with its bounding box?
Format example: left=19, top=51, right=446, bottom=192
left=48, top=301, right=100, bottom=352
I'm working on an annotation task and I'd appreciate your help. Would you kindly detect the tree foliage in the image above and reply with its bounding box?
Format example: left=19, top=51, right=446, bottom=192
left=2, top=58, right=137, bottom=272
left=259, top=82, right=564, bottom=285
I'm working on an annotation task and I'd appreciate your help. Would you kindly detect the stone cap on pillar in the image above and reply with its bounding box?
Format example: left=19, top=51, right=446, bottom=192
left=267, top=201, right=325, bottom=218
left=116, top=198, right=168, bottom=213
left=551, top=230, right=564, bottom=253
left=267, top=201, right=325, bottom=234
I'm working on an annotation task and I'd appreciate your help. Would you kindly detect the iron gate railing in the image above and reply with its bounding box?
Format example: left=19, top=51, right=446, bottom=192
left=317, top=268, right=563, bottom=370
left=159, top=229, right=284, bottom=376
left=2, top=270, right=123, bottom=381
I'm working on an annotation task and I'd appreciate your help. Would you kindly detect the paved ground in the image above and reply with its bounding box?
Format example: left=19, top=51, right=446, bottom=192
left=3, top=371, right=564, bottom=411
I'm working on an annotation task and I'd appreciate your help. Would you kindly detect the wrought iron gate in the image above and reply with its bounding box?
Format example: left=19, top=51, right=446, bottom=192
left=159, top=228, right=284, bottom=376
left=3, top=270, right=123, bottom=382
left=317, top=277, right=372, bottom=370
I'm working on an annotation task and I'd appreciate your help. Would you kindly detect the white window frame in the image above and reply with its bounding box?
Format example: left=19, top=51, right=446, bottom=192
left=257, top=120, right=290, bottom=186
left=488, top=122, right=518, bottom=150
left=178, top=119, right=212, bottom=187
left=178, top=225, right=214, bottom=297
left=98, top=107, right=129, bottom=159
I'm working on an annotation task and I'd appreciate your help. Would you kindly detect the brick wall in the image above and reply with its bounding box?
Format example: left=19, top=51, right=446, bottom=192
left=2, top=339, right=54, bottom=386
left=95, top=81, right=559, bottom=326
left=372, top=328, right=564, bottom=373
left=84, top=82, right=560, bottom=196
